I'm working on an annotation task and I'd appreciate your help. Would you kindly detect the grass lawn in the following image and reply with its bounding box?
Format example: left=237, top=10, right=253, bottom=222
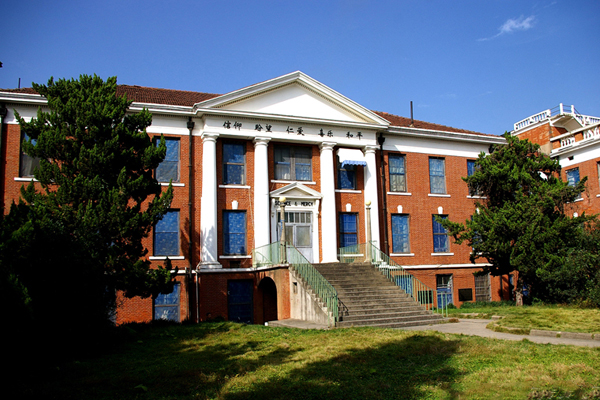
left=448, top=303, right=600, bottom=334
left=13, top=321, right=600, bottom=400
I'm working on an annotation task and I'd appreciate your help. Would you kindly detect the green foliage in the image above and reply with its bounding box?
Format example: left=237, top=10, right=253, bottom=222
left=440, top=133, right=598, bottom=304
left=2, top=75, right=174, bottom=343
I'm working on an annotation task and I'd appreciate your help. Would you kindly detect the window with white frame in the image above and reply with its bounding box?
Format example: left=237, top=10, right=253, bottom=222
left=391, top=214, right=410, bottom=253
left=223, top=142, right=245, bottom=185
left=429, top=157, right=446, bottom=194
left=154, top=210, right=180, bottom=256
left=155, top=137, right=180, bottom=182
left=20, top=132, right=41, bottom=178
left=467, top=160, right=481, bottom=196
left=223, top=210, right=247, bottom=255
left=339, top=213, right=358, bottom=248
left=566, top=167, right=582, bottom=199
left=432, top=215, right=449, bottom=253
left=389, top=154, right=406, bottom=192
left=274, top=146, right=312, bottom=181
left=154, top=283, right=180, bottom=321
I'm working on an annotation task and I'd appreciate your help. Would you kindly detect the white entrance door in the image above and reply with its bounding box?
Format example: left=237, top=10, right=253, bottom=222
left=277, top=211, right=313, bottom=263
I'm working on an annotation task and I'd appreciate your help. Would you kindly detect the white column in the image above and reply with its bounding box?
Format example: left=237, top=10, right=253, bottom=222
left=320, top=142, right=338, bottom=263
left=363, top=145, right=381, bottom=249
left=200, top=132, right=221, bottom=269
left=253, top=137, right=271, bottom=249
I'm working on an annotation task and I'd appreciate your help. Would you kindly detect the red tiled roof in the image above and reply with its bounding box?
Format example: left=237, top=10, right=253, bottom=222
left=0, top=88, right=39, bottom=95
left=1, top=86, right=490, bottom=136
left=373, top=111, right=491, bottom=136
left=116, top=85, right=221, bottom=106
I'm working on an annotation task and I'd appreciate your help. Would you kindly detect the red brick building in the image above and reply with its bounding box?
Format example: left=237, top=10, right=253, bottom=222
left=511, top=104, right=600, bottom=216
left=1, top=72, right=520, bottom=326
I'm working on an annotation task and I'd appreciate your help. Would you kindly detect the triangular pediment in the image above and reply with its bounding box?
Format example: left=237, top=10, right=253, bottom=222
left=270, top=182, right=322, bottom=199
left=195, top=71, right=390, bottom=125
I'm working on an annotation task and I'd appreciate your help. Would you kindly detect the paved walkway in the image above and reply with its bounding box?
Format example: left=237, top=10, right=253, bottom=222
left=268, top=318, right=600, bottom=348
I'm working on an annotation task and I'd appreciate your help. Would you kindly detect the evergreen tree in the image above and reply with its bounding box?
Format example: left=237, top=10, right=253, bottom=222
left=4, top=75, right=174, bottom=341
left=440, top=133, right=596, bottom=304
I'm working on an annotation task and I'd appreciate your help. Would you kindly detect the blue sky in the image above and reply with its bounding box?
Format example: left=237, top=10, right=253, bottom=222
left=2, top=0, right=598, bottom=135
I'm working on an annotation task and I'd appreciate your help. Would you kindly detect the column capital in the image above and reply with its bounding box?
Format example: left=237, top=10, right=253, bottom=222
left=201, top=132, right=219, bottom=142
left=253, top=136, right=271, bottom=146
left=319, top=141, right=337, bottom=152
left=363, top=145, right=378, bottom=155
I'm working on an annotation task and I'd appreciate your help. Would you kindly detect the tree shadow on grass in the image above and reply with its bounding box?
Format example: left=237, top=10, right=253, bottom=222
left=14, top=323, right=462, bottom=400
left=222, top=332, right=461, bottom=400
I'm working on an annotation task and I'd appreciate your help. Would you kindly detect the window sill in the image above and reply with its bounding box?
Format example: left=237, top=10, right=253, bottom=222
left=431, top=253, right=454, bottom=256
left=159, top=182, right=185, bottom=187
left=340, top=253, right=364, bottom=258
left=574, top=198, right=583, bottom=202
left=219, top=255, right=252, bottom=259
left=428, top=194, right=450, bottom=197
left=149, top=256, right=185, bottom=260
left=14, top=177, right=38, bottom=182
left=466, top=195, right=486, bottom=199
left=335, top=189, right=361, bottom=193
left=388, top=192, right=412, bottom=196
left=271, top=180, right=316, bottom=185
left=391, top=253, right=414, bottom=257
left=219, top=185, right=251, bottom=189
left=597, top=194, right=600, bottom=198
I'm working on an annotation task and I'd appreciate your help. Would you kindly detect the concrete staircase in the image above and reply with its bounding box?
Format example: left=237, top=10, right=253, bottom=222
left=314, top=262, right=446, bottom=328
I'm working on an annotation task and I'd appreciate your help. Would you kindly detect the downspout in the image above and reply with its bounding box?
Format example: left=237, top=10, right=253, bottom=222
left=378, top=132, right=389, bottom=255
left=186, top=117, right=196, bottom=321
left=0, top=103, right=8, bottom=210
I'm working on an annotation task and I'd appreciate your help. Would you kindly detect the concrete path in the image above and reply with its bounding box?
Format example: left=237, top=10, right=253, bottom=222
left=267, top=318, right=600, bottom=348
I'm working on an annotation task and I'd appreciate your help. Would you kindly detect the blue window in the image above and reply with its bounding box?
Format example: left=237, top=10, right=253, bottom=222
left=467, top=160, right=481, bottom=196
left=391, top=214, right=410, bottom=253
left=432, top=215, right=449, bottom=253
left=337, top=162, right=356, bottom=189
left=20, top=133, right=40, bottom=177
left=223, top=211, right=246, bottom=255
left=274, top=146, right=312, bottom=181
left=154, top=211, right=179, bottom=256
left=566, top=167, right=582, bottom=199
left=156, top=138, right=180, bottom=182
left=429, top=157, right=446, bottom=194
left=223, top=143, right=245, bottom=185
left=339, top=213, right=358, bottom=248
left=154, top=283, right=180, bottom=321
left=389, top=154, right=406, bottom=192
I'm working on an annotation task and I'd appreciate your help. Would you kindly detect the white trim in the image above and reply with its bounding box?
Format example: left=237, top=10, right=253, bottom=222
left=340, top=253, right=364, bottom=257
left=219, top=255, right=252, bottom=259
left=574, top=198, right=583, bottom=203
left=160, top=182, right=185, bottom=187
left=198, top=264, right=289, bottom=274
left=388, top=192, right=412, bottom=196
left=14, top=177, right=37, bottom=182
left=431, top=253, right=454, bottom=256
left=466, top=195, right=486, bottom=199
left=428, top=194, right=451, bottom=198
left=335, top=189, right=361, bottom=194
left=271, top=180, right=317, bottom=185
left=403, top=263, right=491, bottom=270
left=596, top=194, right=600, bottom=198
left=390, top=253, right=415, bottom=257
left=219, top=185, right=251, bottom=189
left=149, top=256, right=185, bottom=260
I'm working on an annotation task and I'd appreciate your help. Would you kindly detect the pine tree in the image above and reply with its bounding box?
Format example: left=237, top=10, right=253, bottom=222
left=4, top=75, right=174, bottom=339
left=440, top=133, right=595, bottom=304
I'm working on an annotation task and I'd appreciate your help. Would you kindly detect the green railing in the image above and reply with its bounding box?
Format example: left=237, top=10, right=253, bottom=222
left=338, top=242, right=449, bottom=317
left=252, top=242, right=339, bottom=325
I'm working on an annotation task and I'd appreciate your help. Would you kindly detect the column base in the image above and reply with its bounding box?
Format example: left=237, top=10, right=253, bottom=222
left=198, top=261, right=223, bottom=269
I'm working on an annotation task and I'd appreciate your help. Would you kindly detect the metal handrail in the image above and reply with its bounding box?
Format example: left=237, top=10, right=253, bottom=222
left=251, top=242, right=339, bottom=325
left=339, top=242, right=449, bottom=317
